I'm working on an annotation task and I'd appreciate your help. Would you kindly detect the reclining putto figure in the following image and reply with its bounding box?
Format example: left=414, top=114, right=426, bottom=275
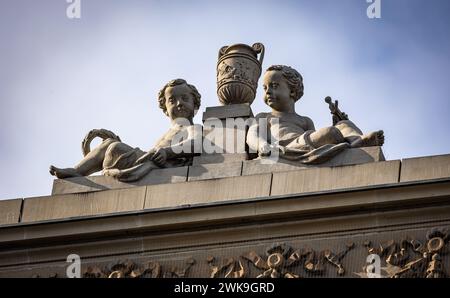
left=246, top=65, right=384, bottom=164
left=50, top=79, right=202, bottom=182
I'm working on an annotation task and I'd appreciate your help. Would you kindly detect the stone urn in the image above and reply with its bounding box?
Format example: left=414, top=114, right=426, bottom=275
left=216, top=42, right=265, bottom=105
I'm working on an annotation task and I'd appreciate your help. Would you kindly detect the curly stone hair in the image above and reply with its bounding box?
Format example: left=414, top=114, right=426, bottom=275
left=266, top=65, right=304, bottom=101
left=158, top=79, right=201, bottom=115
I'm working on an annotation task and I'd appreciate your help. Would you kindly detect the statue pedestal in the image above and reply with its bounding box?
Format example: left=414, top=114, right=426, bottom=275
left=242, top=146, right=385, bottom=176
left=200, top=103, right=254, bottom=161
left=50, top=146, right=385, bottom=195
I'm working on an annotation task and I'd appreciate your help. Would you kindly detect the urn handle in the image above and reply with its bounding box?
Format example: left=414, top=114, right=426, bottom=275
left=218, top=46, right=229, bottom=59
left=252, top=42, right=265, bottom=66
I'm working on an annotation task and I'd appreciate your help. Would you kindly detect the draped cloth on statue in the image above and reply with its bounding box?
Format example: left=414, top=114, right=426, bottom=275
left=102, top=147, right=147, bottom=171
left=102, top=147, right=190, bottom=171
left=267, top=113, right=350, bottom=165
left=281, top=141, right=350, bottom=164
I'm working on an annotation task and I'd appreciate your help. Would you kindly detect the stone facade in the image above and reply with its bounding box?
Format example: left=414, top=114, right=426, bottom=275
left=1, top=153, right=450, bottom=278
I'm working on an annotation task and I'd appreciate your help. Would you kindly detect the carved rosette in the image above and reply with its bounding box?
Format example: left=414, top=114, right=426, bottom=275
left=217, top=43, right=265, bottom=105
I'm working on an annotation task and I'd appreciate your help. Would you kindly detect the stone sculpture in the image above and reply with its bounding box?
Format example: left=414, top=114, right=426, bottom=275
left=246, top=65, right=384, bottom=164
left=217, top=43, right=265, bottom=105
left=50, top=44, right=386, bottom=182
left=49, top=79, right=201, bottom=182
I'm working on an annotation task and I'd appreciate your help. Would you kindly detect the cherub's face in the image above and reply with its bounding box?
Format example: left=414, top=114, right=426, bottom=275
left=263, top=70, right=294, bottom=112
left=164, top=84, right=196, bottom=120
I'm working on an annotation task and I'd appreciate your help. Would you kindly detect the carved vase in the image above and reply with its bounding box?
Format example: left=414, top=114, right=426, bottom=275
left=216, top=42, right=265, bottom=105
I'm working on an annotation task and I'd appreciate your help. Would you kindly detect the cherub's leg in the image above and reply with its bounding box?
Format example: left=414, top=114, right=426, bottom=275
left=335, top=120, right=384, bottom=148
left=308, top=126, right=346, bottom=148
left=49, top=138, right=118, bottom=178
left=102, top=142, right=135, bottom=169
left=104, top=161, right=158, bottom=182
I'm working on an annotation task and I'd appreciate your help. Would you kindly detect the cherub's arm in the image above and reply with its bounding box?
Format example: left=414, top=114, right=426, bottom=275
left=246, top=113, right=271, bottom=156
left=157, top=124, right=202, bottom=159
left=136, top=125, right=201, bottom=166
left=135, top=149, right=156, bottom=165
left=305, top=116, right=316, bottom=131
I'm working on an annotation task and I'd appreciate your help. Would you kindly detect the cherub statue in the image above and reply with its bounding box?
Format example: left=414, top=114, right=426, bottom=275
left=246, top=65, right=384, bottom=164
left=49, top=79, right=202, bottom=182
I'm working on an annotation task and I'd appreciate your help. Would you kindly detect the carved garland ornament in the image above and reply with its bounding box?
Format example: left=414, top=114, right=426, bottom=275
left=29, top=228, right=448, bottom=278
left=207, top=242, right=355, bottom=278
left=83, top=258, right=195, bottom=278
left=355, top=227, right=449, bottom=278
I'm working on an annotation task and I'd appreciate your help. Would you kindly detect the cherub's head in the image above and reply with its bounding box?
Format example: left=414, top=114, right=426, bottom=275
left=158, top=79, right=201, bottom=120
left=263, top=65, right=304, bottom=112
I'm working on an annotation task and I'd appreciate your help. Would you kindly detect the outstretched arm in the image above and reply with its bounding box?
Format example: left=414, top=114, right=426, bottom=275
left=162, top=124, right=202, bottom=159
left=246, top=115, right=271, bottom=156
left=139, top=125, right=201, bottom=167
left=135, top=148, right=156, bottom=165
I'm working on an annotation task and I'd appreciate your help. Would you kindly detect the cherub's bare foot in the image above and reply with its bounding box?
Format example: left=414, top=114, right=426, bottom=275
left=49, top=165, right=82, bottom=179
left=351, top=130, right=384, bottom=147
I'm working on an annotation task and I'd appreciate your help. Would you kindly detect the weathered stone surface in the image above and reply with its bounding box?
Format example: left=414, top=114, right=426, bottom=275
left=188, top=162, right=242, bottom=181
left=52, top=166, right=188, bottom=195
left=400, top=154, right=450, bottom=182
left=203, top=118, right=248, bottom=154
left=242, top=146, right=385, bottom=176
left=243, top=159, right=308, bottom=177
left=145, top=174, right=271, bottom=209
left=137, top=166, right=188, bottom=184
left=193, top=153, right=249, bottom=165
left=0, top=199, right=22, bottom=226
left=271, top=160, right=400, bottom=196
left=324, top=145, right=385, bottom=164
left=202, top=103, right=253, bottom=121
left=22, top=187, right=146, bottom=222
left=2, top=179, right=450, bottom=278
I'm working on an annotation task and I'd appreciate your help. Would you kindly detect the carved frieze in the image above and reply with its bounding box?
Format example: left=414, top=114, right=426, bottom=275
left=208, top=242, right=355, bottom=278
left=356, top=228, right=449, bottom=278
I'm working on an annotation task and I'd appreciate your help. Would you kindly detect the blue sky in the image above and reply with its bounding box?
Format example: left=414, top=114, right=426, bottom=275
left=1, top=0, right=450, bottom=199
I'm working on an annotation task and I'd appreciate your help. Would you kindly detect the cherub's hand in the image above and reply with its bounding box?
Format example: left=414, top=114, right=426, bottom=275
left=136, top=149, right=156, bottom=165
left=258, top=143, right=272, bottom=157
left=103, top=168, right=122, bottom=178
left=150, top=148, right=167, bottom=167
left=259, top=143, right=287, bottom=158
left=274, top=144, right=286, bottom=155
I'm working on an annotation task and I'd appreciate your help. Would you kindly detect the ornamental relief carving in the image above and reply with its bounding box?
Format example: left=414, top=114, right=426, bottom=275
left=29, top=228, right=448, bottom=278
left=208, top=242, right=355, bottom=278
left=355, top=227, right=449, bottom=278
left=83, top=258, right=195, bottom=278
